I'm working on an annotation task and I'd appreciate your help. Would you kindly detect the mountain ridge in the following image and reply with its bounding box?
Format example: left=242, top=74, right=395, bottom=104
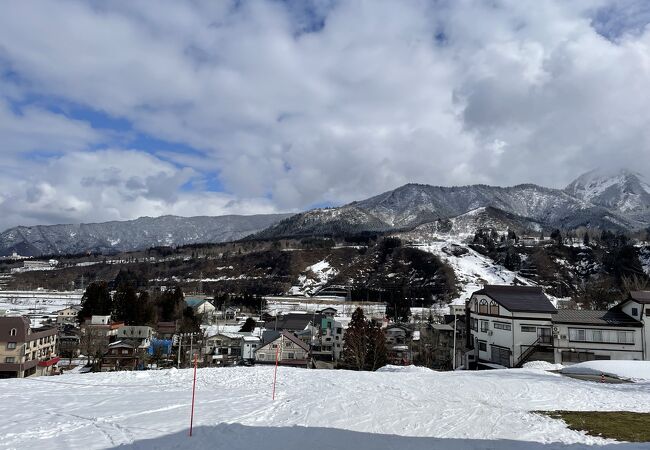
left=0, top=213, right=293, bottom=257
left=2, top=169, right=649, bottom=257
left=255, top=169, right=649, bottom=240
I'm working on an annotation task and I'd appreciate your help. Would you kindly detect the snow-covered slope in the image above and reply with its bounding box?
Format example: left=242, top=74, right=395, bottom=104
left=289, top=259, right=339, bottom=296
left=400, top=206, right=545, bottom=241
left=2, top=366, right=650, bottom=449
left=412, top=241, right=532, bottom=303
left=566, top=169, right=650, bottom=221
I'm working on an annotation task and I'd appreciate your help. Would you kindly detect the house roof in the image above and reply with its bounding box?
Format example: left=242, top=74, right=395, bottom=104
left=108, top=339, right=141, bottom=349
left=206, top=332, right=243, bottom=340
left=185, top=298, right=212, bottom=309
left=553, top=309, right=642, bottom=327
left=264, top=313, right=315, bottom=331
left=430, top=323, right=454, bottom=331
left=472, top=285, right=557, bottom=313
left=258, top=331, right=309, bottom=352
left=629, top=291, right=650, bottom=304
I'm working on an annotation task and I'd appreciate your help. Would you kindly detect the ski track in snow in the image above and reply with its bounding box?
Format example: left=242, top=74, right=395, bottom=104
left=1, top=366, right=649, bottom=449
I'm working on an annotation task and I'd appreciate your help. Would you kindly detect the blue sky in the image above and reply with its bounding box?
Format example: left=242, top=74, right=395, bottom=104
left=0, top=0, right=649, bottom=230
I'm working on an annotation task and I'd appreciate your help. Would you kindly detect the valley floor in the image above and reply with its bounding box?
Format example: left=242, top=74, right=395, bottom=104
left=1, top=366, right=649, bottom=449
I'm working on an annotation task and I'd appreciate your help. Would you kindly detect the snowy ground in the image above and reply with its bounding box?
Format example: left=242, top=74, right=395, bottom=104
left=0, top=291, right=81, bottom=326
left=1, top=366, right=649, bottom=449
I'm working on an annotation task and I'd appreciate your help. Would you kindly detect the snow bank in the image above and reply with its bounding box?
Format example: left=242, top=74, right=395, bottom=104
left=522, top=361, right=564, bottom=371
left=376, top=364, right=435, bottom=373
left=561, top=360, right=650, bottom=382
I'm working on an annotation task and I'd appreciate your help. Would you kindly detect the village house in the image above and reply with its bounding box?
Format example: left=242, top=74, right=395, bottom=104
left=203, top=332, right=243, bottom=366
left=0, top=316, right=59, bottom=378
left=242, top=335, right=260, bottom=363
left=264, top=312, right=313, bottom=332
left=552, top=309, right=642, bottom=363
left=79, top=315, right=124, bottom=362
left=100, top=339, right=149, bottom=371
left=385, top=324, right=413, bottom=365
left=255, top=331, right=310, bottom=367
left=116, top=325, right=154, bottom=342
left=310, top=308, right=344, bottom=362
left=467, top=285, right=558, bottom=368
left=467, top=286, right=650, bottom=368
left=55, top=305, right=82, bottom=326
left=185, top=297, right=216, bottom=316
left=156, top=321, right=178, bottom=340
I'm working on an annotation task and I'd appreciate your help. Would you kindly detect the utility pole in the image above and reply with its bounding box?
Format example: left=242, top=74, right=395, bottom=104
left=177, top=334, right=182, bottom=369
left=452, top=310, right=457, bottom=370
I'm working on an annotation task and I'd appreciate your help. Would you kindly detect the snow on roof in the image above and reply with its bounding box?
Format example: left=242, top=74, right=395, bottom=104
left=206, top=331, right=242, bottom=340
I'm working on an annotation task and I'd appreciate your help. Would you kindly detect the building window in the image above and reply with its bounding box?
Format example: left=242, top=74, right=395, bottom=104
left=493, top=322, right=511, bottom=331
left=489, top=301, right=499, bottom=315
left=5, top=357, right=15, bottom=363
left=259, top=353, right=265, bottom=360
left=568, top=328, right=634, bottom=344
left=479, top=300, right=488, bottom=314
left=478, top=341, right=487, bottom=352
left=287, top=352, right=295, bottom=359
left=7, top=342, right=17, bottom=350
left=646, top=309, right=650, bottom=317
left=561, top=351, right=595, bottom=363
left=632, top=308, right=638, bottom=316
left=521, top=326, right=537, bottom=333
left=480, top=320, right=489, bottom=332
left=10, top=328, right=17, bottom=337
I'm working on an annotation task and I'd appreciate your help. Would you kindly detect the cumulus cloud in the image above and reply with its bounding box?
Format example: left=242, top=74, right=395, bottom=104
left=0, top=0, right=649, bottom=229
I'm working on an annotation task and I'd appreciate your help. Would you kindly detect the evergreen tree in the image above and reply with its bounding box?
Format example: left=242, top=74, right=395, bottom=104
left=239, top=317, right=256, bottom=332
left=340, top=308, right=387, bottom=371
left=157, top=286, right=184, bottom=322
left=583, top=232, right=590, bottom=246
left=340, top=308, right=369, bottom=370
left=550, top=229, right=563, bottom=246
left=78, top=281, right=112, bottom=322
left=365, top=321, right=388, bottom=371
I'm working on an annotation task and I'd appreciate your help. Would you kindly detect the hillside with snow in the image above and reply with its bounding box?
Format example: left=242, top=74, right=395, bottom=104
left=565, top=169, right=650, bottom=219
left=1, top=366, right=649, bottom=449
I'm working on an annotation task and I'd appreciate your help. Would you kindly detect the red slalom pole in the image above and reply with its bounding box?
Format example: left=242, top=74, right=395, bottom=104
left=189, top=354, right=198, bottom=437
left=272, top=336, right=281, bottom=400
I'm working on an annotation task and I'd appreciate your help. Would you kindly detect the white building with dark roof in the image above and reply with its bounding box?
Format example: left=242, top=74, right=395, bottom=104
left=468, top=285, right=556, bottom=368
left=552, top=309, right=643, bottom=363
left=467, top=286, right=650, bottom=368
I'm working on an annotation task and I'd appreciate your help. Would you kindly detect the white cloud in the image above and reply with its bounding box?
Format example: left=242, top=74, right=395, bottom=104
left=0, top=0, right=649, bottom=228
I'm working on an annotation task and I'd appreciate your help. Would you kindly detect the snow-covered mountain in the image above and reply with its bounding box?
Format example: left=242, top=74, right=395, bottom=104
left=256, top=179, right=645, bottom=240
left=0, top=214, right=292, bottom=257
left=565, top=168, right=650, bottom=223
left=398, top=206, right=546, bottom=241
